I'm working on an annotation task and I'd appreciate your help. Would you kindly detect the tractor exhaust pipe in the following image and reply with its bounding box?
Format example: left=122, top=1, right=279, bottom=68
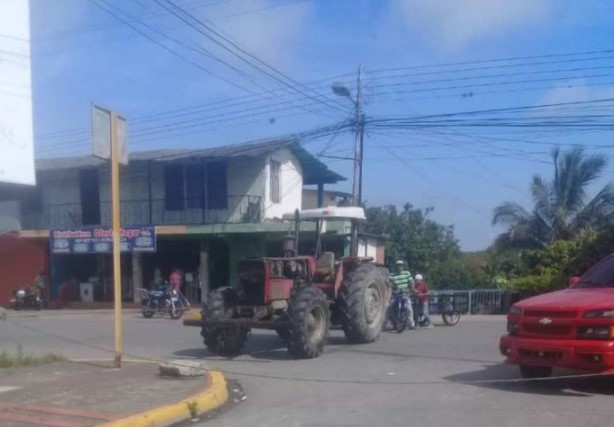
left=294, top=208, right=300, bottom=255
left=282, top=209, right=300, bottom=257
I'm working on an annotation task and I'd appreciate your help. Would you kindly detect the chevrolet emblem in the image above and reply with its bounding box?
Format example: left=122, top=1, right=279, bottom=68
left=538, top=317, right=553, bottom=325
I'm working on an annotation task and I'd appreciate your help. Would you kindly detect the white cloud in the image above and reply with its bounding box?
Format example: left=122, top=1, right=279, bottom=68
left=538, top=79, right=614, bottom=107
left=393, top=0, right=552, bottom=52
left=195, top=0, right=315, bottom=69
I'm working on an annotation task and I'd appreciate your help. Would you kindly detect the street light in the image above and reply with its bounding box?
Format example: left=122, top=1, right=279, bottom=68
left=331, top=81, right=352, bottom=100
left=330, top=66, right=363, bottom=207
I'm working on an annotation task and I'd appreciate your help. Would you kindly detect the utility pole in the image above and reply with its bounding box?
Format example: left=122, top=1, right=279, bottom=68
left=352, top=64, right=363, bottom=207
left=358, top=112, right=365, bottom=205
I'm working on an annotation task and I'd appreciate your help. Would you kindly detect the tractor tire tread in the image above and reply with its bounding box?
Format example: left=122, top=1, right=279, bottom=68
left=287, top=286, right=329, bottom=359
left=339, top=263, right=388, bottom=344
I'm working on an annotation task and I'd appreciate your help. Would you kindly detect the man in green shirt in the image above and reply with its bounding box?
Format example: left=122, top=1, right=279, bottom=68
left=390, top=260, right=415, bottom=329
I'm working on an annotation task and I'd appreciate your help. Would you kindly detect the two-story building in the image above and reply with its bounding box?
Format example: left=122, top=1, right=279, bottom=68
left=0, top=138, right=352, bottom=306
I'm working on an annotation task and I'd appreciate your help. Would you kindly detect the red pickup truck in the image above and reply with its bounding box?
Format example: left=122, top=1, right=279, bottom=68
left=500, top=255, right=614, bottom=378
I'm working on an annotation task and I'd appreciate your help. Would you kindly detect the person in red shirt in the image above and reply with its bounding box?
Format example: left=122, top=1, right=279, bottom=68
left=169, top=268, right=182, bottom=294
left=414, top=274, right=433, bottom=328
left=169, top=268, right=190, bottom=308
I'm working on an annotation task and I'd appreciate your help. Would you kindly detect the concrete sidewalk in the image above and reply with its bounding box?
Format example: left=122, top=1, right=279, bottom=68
left=0, top=360, right=225, bottom=427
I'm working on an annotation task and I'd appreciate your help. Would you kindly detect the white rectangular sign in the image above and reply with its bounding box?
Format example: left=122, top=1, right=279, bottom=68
left=92, top=104, right=111, bottom=160
left=92, top=105, right=128, bottom=165
left=0, top=0, right=35, bottom=185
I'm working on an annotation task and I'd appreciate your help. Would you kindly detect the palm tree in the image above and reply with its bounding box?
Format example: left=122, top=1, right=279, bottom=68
left=492, top=147, right=614, bottom=250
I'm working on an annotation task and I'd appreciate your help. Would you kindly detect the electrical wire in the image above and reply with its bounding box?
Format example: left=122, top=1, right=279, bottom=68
left=154, top=0, right=348, bottom=115
left=88, top=0, right=253, bottom=93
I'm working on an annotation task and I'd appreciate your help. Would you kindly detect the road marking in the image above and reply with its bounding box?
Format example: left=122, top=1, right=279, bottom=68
left=0, top=386, right=20, bottom=393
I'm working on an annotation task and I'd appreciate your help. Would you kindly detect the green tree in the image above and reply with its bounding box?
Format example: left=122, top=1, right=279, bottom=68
left=492, top=147, right=614, bottom=250
left=364, top=203, right=488, bottom=289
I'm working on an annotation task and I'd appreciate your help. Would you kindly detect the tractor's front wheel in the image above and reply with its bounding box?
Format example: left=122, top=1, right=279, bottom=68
left=287, top=286, right=330, bottom=359
left=339, top=264, right=389, bottom=343
left=201, top=288, right=249, bottom=356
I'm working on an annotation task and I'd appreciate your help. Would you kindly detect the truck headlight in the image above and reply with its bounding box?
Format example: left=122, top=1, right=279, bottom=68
left=583, top=309, right=614, bottom=318
left=509, top=306, right=522, bottom=316
left=577, top=326, right=614, bottom=339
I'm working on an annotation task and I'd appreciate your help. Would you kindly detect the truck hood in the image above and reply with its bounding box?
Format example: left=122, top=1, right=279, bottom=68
left=517, top=288, right=614, bottom=311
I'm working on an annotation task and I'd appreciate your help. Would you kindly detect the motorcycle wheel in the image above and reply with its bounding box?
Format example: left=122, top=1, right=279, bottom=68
left=13, top=301, right=23, bottom=311
left=395, top=310, right=408, bottom=333
left=142, top=308, right=155, bottom=318
left=169, top=308, right=183, bottom=319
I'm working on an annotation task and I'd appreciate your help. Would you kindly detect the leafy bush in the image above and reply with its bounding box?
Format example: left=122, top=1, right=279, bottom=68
left=509, top=273, right=566, bottom=297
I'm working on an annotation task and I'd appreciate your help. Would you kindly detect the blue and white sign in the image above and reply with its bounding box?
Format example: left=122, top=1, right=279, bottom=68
left=50, top=227, right=156, bottom=254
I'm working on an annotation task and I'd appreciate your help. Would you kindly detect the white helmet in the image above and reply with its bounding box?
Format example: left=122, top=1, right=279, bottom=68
left=415, top=274, right=423, bottom=281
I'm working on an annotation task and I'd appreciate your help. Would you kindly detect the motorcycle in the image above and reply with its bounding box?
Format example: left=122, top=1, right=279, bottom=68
left=10, top=287, right=42, bottom=311
left=140, top=283, right=187, bottom=319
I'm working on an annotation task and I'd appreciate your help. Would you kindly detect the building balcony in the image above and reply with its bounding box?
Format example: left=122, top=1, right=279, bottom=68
left=19, top=195, right=262, bottom=230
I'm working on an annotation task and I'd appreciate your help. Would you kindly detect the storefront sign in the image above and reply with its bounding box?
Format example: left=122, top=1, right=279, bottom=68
left=50, top=227, right=156, bottom=254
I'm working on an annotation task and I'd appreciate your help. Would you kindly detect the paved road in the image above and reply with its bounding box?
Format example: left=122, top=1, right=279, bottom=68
left=2, top=311, right=613, bottom=427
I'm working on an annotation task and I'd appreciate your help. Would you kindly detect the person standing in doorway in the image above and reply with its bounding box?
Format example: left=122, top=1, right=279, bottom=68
left=169, top=268, right=182, bottom=294
left=169, top=268, right=189, bottom=308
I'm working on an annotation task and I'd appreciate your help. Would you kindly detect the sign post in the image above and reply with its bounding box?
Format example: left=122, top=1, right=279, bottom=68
left=110, top=111, right=122, bottom=368
left=92, top=105, right=128, bottom=368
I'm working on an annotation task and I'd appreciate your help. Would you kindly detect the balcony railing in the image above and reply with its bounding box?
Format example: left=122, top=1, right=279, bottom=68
left=20, top=195, right=262, bottom=229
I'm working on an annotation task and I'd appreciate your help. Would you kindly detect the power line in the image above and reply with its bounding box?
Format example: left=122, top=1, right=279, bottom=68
left=370, top=138, right=492, bottom=219
left=368, top=48, right=614, bottom=75
left=88, top=0, right=252, bottom=93
left=373, top=71, right=614, bottom=98
left=371, top=63, right=614, bottom=91
left=154, top=0, right=347, bottom=115
left=36, top=72, right=354, bottom=142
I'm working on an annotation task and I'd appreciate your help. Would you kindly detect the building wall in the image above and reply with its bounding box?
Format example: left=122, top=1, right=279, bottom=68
left=301, top=189, right=338, bottom=210
left=263, top=148, right=303, bottom=219
left=0, top=235, right=47, bottom=306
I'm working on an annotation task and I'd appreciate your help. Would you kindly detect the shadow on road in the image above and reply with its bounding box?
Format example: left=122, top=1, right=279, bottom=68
left=173, top=330, right=355, bottom=361
left=445, top=364, right=614, bottom=397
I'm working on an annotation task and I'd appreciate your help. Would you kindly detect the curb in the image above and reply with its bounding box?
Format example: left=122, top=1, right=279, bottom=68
left=100, top=371, right=228, bottom=427
left=183, top=311, right=202, bottom=327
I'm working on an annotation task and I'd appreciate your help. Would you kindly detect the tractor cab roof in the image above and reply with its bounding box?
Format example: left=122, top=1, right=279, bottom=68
left=282, top=207, right=366, bottom=222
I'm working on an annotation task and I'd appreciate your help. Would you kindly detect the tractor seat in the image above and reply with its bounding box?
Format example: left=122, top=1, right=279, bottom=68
left=316, top=252, right=335, bottom=278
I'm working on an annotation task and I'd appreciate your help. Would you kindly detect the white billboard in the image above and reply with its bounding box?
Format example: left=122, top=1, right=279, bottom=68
left=0, top=0, right=35, bottom=185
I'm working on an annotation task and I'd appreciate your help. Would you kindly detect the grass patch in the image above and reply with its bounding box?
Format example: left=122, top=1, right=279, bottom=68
left=0, top=349, right=65, bottom=369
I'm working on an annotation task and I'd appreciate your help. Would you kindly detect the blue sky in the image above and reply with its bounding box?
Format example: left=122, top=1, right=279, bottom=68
left=29, top=0, right=614, bottom=250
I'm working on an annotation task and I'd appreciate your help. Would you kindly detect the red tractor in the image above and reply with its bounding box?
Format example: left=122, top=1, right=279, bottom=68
left=200, top=207, right=390, bottom=359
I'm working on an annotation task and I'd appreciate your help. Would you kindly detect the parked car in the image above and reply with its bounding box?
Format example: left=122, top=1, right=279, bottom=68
left=500, top=254, right=614, bottom=378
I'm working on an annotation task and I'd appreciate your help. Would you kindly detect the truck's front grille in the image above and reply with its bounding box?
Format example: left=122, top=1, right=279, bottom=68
left=523, top=310, right=577, bottom=318
left=523, top=323, right=572, bottom=336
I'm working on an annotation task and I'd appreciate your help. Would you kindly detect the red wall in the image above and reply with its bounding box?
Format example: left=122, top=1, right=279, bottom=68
left=0, top=235, right=47, bottom=306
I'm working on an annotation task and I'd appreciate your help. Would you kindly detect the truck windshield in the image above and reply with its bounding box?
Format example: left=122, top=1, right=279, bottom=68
left=576, top=256, right=614, bottom=288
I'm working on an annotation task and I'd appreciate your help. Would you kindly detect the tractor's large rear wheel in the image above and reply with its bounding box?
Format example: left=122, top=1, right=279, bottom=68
left=287, top=286, right=330, bottom=359
left=339, top=264, right=389, bottom=344
left=201, top=288, right=249, bottom=357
